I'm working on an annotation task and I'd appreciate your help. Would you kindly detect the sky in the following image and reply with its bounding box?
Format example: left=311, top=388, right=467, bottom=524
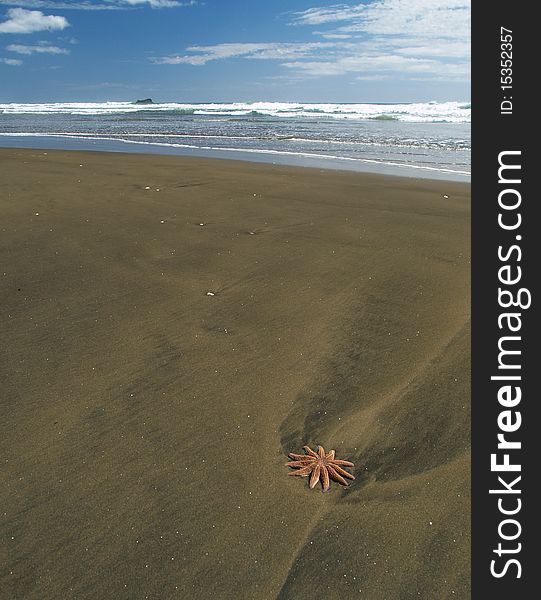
left=0, top=0, right=471, bottom=103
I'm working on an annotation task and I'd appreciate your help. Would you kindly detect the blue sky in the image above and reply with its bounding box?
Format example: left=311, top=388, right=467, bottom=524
left=0, top=1, right=471, bottom=102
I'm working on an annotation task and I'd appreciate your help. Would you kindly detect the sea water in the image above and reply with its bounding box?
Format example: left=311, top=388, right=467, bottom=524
left=0, top=101, right=470, bottom=180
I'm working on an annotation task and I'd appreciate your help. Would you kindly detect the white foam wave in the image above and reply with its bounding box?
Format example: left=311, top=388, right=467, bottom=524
left=0, top=131, right=470, bottom=151
left=0, top=101, right=471, bottom=123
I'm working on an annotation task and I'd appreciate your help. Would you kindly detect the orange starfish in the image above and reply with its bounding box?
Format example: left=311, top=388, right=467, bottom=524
left=286, top=445, right=355, bottom=492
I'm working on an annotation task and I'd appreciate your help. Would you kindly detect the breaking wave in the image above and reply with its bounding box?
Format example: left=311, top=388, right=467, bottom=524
left=0, top=101, right=471, bottom=123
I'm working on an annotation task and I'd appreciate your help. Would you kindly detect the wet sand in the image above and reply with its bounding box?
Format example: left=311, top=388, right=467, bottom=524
left=0, top=149, right=470, bottom=599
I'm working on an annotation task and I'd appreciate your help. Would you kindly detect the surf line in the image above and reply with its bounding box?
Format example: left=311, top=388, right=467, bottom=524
left=489, top=151, right=531, bottom=580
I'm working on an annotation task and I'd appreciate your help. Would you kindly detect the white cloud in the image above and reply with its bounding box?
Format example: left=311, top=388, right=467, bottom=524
left=153, top=0, right=470, bottom=83
left=315, top=32, right=352, bottom=40
left=123, top=0, right=191, bottom=7
left=284, top=54, right=470, bottom=78
left=0, top=1, right=123, bottom=9
left=292, top=0, right=470, bottom=32
left=336, top=0, right=470, bottom=40
left=395, top=40, right=471, bottom=59
left=1, top=56, right=22, bottom=64
left=0, top=0, right=196, bottom=9
left=7, top=42, right=69, bottom=54
left=0, top=1, right=98, bottom=8
left=0, top=8, right=69, bottom=33
left=292, top=1, right=470, bottom=45
left=155, top=42, right=335, bottom=65
left=285, top=0, right=471, bottom=81
left=355, top=74, right=389, bottom=81
left=291, top=3, right=366, bottom=25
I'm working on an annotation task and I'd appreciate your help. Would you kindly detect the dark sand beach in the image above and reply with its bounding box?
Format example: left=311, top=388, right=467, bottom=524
left=0, top=149, right=470, bottom=599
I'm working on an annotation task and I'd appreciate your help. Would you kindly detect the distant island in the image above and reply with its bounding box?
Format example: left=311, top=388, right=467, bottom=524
left=134, top=98, right=155, bottom=105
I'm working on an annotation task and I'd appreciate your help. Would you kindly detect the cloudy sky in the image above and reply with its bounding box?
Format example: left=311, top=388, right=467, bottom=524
left=0, top=0, right=470, bottom=102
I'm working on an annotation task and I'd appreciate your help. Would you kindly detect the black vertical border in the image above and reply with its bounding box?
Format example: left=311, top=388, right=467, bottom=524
left=472, top=1, right=536, bottom=596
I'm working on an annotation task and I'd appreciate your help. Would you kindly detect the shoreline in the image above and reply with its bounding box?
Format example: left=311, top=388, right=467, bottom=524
left=1, top=148, right=471, bottom=599
left=0, top=135, right=471, bottom=182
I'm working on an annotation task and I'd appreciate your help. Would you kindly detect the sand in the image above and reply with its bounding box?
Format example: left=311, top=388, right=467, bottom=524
left=0, top=148, right=470, bottom=600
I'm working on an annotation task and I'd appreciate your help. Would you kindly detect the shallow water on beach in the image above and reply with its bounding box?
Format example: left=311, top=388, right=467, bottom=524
left=0, top=101, right=470, bottom=179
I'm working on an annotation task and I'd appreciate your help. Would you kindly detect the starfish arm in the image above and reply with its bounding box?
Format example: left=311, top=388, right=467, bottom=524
left=331, top=464, right=355, bottom=480
left=332, top=459, right=355, bottom=467
left=285, top=460, right=314, bottom=468
left=326, top=450, right=335, bottom=460
left=303, top=445, right=319, bottom=458
left=321, top=465, right=330, bottom=492
left=309, top=465, right=321, bottom=489
left=288, top=466, right=313, bottom=477
left=327, top=465, right=348, bottom=486
left=318, top=446, right=325, bottom=459
left=289, top=453, right=309, bottom=460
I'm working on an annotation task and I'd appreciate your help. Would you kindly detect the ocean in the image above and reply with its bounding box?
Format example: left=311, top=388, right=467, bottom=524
left=0, top=100, right=470, bottom=180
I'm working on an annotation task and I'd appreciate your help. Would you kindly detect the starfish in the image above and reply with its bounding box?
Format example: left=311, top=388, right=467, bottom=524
left=286, top=445, right=355, bottom=492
